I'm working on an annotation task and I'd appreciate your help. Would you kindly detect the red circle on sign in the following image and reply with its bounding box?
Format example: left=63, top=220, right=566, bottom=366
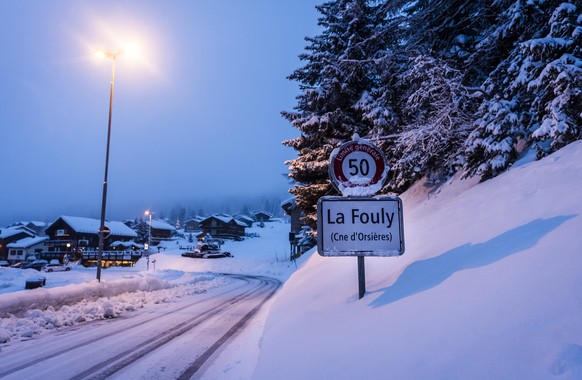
left=329, top=140, right=388, bottom=194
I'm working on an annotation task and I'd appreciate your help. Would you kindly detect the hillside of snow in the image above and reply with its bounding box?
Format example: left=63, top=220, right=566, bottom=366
left=253, top=141, right=582, bottom=379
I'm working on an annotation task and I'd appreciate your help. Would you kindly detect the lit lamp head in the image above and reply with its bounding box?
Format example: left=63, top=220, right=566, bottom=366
left=94, top=49, right=123, bottom=60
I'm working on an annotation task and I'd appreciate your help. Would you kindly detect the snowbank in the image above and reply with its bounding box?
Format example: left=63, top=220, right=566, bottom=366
left=253, top=141, right=582, bottom=379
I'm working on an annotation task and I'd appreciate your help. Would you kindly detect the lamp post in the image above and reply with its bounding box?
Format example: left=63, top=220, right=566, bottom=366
left=145, top=210, right=152, bottom=270
left=95, top=49, right=122, bottom=282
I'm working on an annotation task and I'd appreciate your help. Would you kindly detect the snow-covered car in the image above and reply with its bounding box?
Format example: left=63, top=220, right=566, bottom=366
left=42, top=263, right=71, bottom=272
left=0, top=260, right=10, bottom=267
left=21, top=260, right=49, bottom=271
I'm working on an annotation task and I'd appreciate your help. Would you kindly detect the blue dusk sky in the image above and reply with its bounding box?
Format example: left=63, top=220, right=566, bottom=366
left=0, top=1, right=320, bottom=225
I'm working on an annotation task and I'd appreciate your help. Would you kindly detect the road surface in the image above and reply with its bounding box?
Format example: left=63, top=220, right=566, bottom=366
left=0, top=274, right=280, bottom=380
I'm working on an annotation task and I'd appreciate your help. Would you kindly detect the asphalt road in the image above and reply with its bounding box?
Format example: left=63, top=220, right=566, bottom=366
left=0, top=274, right=281, bottom=380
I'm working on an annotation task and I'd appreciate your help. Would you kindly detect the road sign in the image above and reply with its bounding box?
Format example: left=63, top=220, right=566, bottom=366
left=100, top=225, right=111, bottom=239
left=329, top=137, right=388, bottom=196
left=317, top=196, right=405, bottom=257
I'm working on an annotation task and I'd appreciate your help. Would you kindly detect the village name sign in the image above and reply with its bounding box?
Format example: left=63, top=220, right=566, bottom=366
left=317, top=135, right=405, bottom=298
left=317, top=135, right=405, bottom=257
left=318, top=197, right=403, bottom=256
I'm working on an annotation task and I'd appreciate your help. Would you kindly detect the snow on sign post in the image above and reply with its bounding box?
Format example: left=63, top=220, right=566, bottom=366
left=318, top=134, right=405, bottom=299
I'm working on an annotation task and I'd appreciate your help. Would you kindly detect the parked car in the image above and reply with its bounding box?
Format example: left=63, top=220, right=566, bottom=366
left=42, top=263, right=71, bottom=272
left=0, top=260, right=10, bottom=267
left=21, top=260, right=49, bottom=271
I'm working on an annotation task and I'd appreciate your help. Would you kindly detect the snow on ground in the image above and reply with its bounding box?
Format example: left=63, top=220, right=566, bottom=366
left=0, top=221, right=297, bottom=349
left=253, top=141, right=582, bottom=380
left=3, top=141, right=582, bottom=379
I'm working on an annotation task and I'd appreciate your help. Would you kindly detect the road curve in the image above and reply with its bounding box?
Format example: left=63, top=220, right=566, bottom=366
left=0, top=274, right=281, bottom=380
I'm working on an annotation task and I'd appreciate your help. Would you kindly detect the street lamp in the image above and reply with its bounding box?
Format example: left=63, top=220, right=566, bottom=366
left=144, top=210, right=152, bottom=270
left=95, top=49, right=123, bottom=282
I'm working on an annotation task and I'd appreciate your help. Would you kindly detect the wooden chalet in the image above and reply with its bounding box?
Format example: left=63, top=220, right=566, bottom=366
left=148, top=219, right=176, bottom=245
left=6, top=236, right=49, bottom=264
left=252, top=211, right=272, bottom=223
left=184, top=217, right=203, bottom=232
left=44, top=216, right=139, bottom=266
left=235, top=215, right=254, bottom=228
left=199, top=215, right=246, bottom=239
left=0, top=226, right=35, bottom=261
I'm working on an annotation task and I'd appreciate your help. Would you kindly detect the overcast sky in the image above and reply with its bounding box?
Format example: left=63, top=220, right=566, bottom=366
left=0, top=1, right=320, bottom=226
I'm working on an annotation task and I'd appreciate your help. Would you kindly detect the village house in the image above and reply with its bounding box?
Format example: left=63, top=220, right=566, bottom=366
left=6, top=236, right=49, bottom=264
left=44, top=215, right=139, bottom=266
left=0, top=226, right=35, bottom=261
left=252, top=211, right=272, bottom=223
left=148, top=219, right=176, bottom=245
left=10, top=221, right=47, bottom=235
left=199, top=215, right=246, bottom=239
left=234, top=214, right=254, bottom=228
left=183, top=217, right=204, bottom=233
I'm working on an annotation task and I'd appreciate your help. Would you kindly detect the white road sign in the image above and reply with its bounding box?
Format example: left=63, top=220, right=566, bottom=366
left=317, top=196, right=405, bottom=257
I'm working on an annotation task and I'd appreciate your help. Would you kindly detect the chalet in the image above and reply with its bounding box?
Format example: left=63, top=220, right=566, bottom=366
left=0, top=226, right=35, bottom=261
left=6, top=236, right=49, bottom=264
left=10, top=221, right=47, bottom=235
left=199, top=215, right=246, bottom=239
left=235, top=214, right=254, bottom=228
left=44, top=216, right=138, bottom=265
left=184, top=217, right=204, bottom=233
left=110, top=240, right=143, bottom=251
left=148, top=219, right=176, bottom=245
left=252, top=211, right=272, bottom=223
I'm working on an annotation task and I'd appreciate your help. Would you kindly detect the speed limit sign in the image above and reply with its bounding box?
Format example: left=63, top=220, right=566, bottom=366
left=329, top=135, right=389, bottom=196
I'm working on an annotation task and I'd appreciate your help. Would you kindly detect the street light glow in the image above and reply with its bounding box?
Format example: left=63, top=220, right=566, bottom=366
left=94, top=49, right=123, bottom=60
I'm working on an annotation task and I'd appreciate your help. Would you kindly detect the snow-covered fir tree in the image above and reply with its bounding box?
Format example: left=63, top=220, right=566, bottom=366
left=391, top=55, right=475, bottom=189
left=284, top=0, right=582, bottom=229
left=283, top=0, right=387, bottom=228
left=465, top=1, right=582, bottom=179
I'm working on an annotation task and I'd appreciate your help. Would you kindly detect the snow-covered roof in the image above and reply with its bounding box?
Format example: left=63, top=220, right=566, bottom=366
left=201, top=215, right=248, bottom=227
left=236, top=215, right=255, bottom=223
left=110, top=240, right=143, bottom=249
left=281, top=197, right=296, bottom=208
left=148, top=219, right=176, bottom=231
left=184, top=217, right=204, bottom=223
left=0, top=226, right=34, bottom=239
left=7, top=236, right=48, bottom=248
left=28, top=221, right=46, bottom=227
left=55, top=216, right=138, bottom=237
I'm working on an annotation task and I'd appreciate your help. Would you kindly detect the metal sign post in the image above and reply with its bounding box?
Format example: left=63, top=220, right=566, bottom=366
left=318, top=135, right=405, bottom=299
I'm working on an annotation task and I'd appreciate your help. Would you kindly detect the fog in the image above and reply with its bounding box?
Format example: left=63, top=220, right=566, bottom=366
left=0, top=1, right=320, bottom=226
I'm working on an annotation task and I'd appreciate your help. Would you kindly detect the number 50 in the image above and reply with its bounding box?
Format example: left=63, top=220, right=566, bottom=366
left=348, top=158, right=370, bottom=176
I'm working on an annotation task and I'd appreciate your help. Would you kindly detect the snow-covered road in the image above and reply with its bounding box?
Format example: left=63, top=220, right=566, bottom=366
left=0, top=274, right=281, bottom=380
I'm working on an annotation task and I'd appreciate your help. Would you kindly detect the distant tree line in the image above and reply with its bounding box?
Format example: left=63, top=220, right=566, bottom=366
left=284, top=0, right=581, bottom=229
